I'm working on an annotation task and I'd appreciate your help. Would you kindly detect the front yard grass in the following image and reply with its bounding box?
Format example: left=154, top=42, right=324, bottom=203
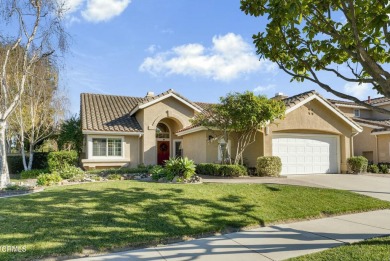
left=289, top=236, right=390, bottom=261
left=0, top=181, right=389, bottom=260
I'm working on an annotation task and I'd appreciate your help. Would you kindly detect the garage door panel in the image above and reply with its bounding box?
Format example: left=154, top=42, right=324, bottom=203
left=272, top=134, right=338, bottom=175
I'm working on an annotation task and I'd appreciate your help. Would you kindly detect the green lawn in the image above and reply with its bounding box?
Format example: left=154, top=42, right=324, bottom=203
left=289, top=236, right=390, bottom=261
left=1, top=181, right=389, bottom=260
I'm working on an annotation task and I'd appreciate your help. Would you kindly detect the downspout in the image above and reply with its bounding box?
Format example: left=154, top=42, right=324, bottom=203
left=138, top=133, right=143, bottom=165
left=350, top=132, right=359, bottom=157
left=375, top=134, right=378, bottom=164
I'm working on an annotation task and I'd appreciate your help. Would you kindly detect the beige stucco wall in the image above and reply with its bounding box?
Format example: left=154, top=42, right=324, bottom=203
left=138, top=97, right=196, bottom=165
left=264, top=100, right=356, bottom=173
left=81, top=134, right=140, bottom=169
left=353, top=126, right=377, bottom=163
left=376, top=134, right=390, bottom=162
left=336, top=107, right=372, bottom=119
left=371, top=104, right=390, bottom=120
left=182, top=131, right=207, bottom=163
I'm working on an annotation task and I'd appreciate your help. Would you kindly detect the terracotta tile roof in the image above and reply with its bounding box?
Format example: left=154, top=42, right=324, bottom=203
left=366, top=96, right=390, bottom=105
left=282, top=90, right=316, bottom=109
left=328, top=99, right=357, bottom=106
left=81, top=93, right=143, bottom=132
left=132, top=89, right=203, bottom=114
left=353, top=118, right=390, bottom=128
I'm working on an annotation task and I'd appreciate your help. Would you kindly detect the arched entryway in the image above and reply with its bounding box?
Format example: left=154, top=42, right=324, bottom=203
left=156, top=122, right=171, bottom=165
left=155, top=118, right=184, bottom=165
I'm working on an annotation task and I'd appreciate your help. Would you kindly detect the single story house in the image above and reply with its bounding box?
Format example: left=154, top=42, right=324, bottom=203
left=80, top=89, right=362, bottom=175
left=330, top=97, right=390, bottom=163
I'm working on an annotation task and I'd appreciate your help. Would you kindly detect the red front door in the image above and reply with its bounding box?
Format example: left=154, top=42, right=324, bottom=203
left=157, top=141, right=170, bottom=165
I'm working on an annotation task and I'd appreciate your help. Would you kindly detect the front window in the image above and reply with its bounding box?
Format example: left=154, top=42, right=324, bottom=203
left=92, top=138, right=122, bottom=157
left=174, top=140, right=183, bottom=157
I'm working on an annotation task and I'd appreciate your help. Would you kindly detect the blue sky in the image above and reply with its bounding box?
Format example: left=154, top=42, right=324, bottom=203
left=62, top=0, right=381, bottom=115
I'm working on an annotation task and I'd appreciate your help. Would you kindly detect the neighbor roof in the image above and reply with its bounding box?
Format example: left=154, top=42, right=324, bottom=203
left=353, top=118, right=390, bottom=128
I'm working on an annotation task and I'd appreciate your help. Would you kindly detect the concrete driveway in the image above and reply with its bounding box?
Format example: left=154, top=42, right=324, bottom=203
left=287, top=174, right=390, bottom=201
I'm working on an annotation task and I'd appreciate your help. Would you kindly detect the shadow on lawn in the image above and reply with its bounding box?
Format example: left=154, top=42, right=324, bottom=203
left=0, top=182, right=262, bottom=260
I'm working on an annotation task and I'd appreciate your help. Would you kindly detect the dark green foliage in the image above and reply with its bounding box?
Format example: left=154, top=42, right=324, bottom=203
left=47, top=151, right=78, bottom=172
left=21, top=169, right=49, bottom=179
left=150, top=165, right=167, bottom=181
left=367, top=164, right=379, bottom=174
left=379, top=164, right=389, bottom=174
left=3, top=184, right=30, bottom=191
left=164, top=157, right=196, bottom=180
left=107, top=174, right=122, bottom=180
left=218, top=165, right=247, bottom=177
left=57, top=115, right=83, bottom=155
left=196, top=163, right=247, bottom=177
left=347, top=156, right=368, bottom=174
left=7, top=152, right=49, bottom=174
left=36, top=173, right=62, bottom=186
left=196, top=163, right=221, bottom=176
left=256, top=156, right=282, bottom=177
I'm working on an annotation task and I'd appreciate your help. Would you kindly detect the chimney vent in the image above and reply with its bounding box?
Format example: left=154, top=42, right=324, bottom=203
left=146, top=91, right=155, bottom=97
left=368, top=96, right=371, bottom=104
left=272, top=92, right=288, bottom=100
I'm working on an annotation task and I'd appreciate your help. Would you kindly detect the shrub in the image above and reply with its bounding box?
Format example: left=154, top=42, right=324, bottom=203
left=256, top=156, right=282, bottom=177
left=57, top=165, right=84, bottom=179
left=4, top=184, right=30, bottom=191
left=379, top=164, right=389, bottom=174
left=37, top=173, right=62, bottom=186
left=21, top=169, right=49, bottom=179
left=107, top=174, right=122, bottom=180
left=150, top=165, right=167, bottom=181
left=47, top=151, right=78, bottom=172
left=196, top=163, right=221, bottom=176
left=367, top=164, right=379, bottom=174
left=164, top=157, right=196, bottom=180
left=218, top=164, right=247, bottom=177
left=347, top=156, right=368, bottom=174
left=87, top=167, right=150, bottom=175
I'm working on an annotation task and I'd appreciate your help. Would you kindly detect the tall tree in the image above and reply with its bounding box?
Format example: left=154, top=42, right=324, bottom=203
left=241, top=0, right=390, bottom=114
left=0, top=0, right=67, bottom=187
left=8, top=57, right=67, bottom=170
left=57, top=115, right=83, bottom=156
left=192, top=92, right=285, bottom=165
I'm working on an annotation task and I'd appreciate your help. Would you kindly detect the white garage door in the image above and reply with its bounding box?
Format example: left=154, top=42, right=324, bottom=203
left=272, top=134, right=339, bottom=175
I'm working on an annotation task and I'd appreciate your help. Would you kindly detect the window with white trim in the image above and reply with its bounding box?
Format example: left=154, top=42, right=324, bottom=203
left=92, top=138, right=122, bottom=157
left=354, top=109, right=360, bottom=117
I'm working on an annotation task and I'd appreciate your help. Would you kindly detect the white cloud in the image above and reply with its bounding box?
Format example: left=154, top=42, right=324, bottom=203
left=139, top=33, right=277, bottom=82
left=60, top=0, right=85, bottom=13
left=344, top=82, right=371, bottom=99
left=146, top=44, right=160, bottom=54
left=82, top=0, right=131, bottom=22
left=253, top=84, right=276, bottom=93
left=59, top=0, right=131, bottom=22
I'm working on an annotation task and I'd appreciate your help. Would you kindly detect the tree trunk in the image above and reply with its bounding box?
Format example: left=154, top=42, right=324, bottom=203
left=27, top=143, right=34, bottom=170
left=0, top=121, right=10, bottom=188
left=21, top=143, right=28, bottom=171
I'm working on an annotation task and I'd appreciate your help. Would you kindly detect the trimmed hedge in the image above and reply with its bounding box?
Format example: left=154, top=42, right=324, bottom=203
left=21, top=169, right=49, bottom=179
left=256, top=156, right=282, bottom=177
left=87, top=167, right=150, bottom=175
left=47, top=151, right=78, bottom=172
left=196, top=163, right=221, bottom=176
left=367, top=164, right=380, bottom=174
left=347, top=156, right=368, bottom=174
left=7, top=152, right=49, bottom=174
left=196, top=163, right=247, bottom=177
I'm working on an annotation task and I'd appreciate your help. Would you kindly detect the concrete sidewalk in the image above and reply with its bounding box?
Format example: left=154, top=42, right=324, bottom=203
left=68, top=209, right=390, bottom=261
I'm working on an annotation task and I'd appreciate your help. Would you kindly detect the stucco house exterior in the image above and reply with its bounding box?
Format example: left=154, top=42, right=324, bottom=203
left=80, top=89, right=362, bottom=175
left=330, top=97, right=390, bottom=164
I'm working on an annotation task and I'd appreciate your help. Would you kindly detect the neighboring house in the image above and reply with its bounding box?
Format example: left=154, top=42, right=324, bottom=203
left=80, top=89, right=362, bottom=175
left=330, top=97, right=390, bottom=163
